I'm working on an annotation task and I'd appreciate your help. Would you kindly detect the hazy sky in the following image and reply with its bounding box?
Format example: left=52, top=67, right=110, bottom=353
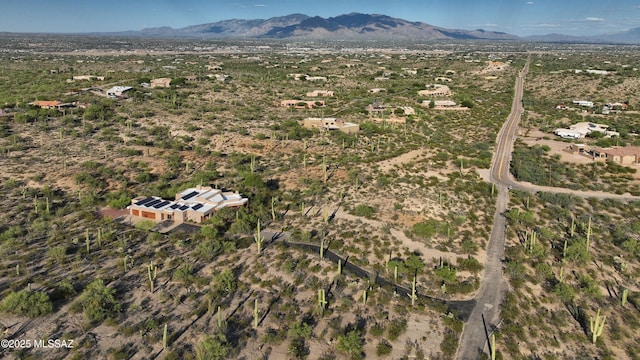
left=2, top=0, right=640, bottom=36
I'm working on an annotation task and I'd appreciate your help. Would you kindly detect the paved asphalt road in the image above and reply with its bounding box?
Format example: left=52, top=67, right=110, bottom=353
left=455, top=58, right=530, bottom=360
left=455, top=53, right=639, bottom=359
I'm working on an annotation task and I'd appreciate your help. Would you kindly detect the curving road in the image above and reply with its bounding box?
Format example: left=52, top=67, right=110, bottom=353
left=457, top=54, right=639, bottom=359
left=455, top=57, right=530, bottom=360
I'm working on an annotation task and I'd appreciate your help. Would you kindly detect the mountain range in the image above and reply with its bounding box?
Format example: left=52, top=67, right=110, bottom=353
left=112, top=13, right=640, bottom=44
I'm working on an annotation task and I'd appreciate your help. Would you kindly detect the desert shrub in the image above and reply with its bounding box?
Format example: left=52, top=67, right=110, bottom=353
left=135, top=220, right=156, bottom=231
left=50, top=280, right=76, bottom=301
left=440, top=329, right=459, bottom=357
left=0, top=290, right=53, bottom=317
left=387, top=318, right=408, bottom=341
left=75, top=279, right=120, bottom=324
left=412, top=219, right=444, bottom=239
left=173, top=263, right=196, bottom=287
left=288, top=321, right=313, bottom=339
left=376, top=339, right=393, bottom=356
left=337, top=330, right=364, bottom=360
left=353, top=204, right=375, bottom=218
left=195, top=333, right=229, bottom=360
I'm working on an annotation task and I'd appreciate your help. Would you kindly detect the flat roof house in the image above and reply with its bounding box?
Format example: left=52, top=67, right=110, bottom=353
left=593, top=146, right=640, bottom=165
left=106, top=86, right=133, bottom=98
left=150, top=78, right=172, bottom=88
left=301, top=117, right=359, bottom=134
left=129, top=186, right=248, bottom=224
left=279, top=100, right=325, bottom=109
left=30, top=100, right=62, bottom=109
left=306, top=90, right=334, bottom=97
left=418, top=84, right=452, bottom=97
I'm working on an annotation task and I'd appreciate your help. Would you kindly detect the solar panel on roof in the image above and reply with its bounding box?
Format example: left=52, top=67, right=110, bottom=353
left=153, top=200, right=170, bottom=209
left=169, top=204, right=180, bottom=209
left=182, top=191, right=198, bottom=200
left=179, top=205, right=190, bottom=211
left=135, top=197, right=154, bottom=206
left=192, top=203, right=203, bottom=210
left=146, top=199, right=161, bottom=207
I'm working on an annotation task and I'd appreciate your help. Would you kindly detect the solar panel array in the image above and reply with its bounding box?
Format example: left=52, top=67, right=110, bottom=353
left=182, top=191, right=198, bottom=200
left=135, top=197, right=154, bottom=206
left=146, top=199, right=161, bottom=207
left=153, top=200, right=171, bottom=209
left=192, top=203, right=203, bottom=210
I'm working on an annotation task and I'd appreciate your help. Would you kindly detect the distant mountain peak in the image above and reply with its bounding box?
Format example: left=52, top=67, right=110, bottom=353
left=127, top=13, right=520, bottom=41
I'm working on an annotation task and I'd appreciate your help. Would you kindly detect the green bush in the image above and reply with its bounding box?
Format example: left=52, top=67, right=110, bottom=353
left=387, top=318, right=408, bottom=341
left=0, top=290, right=53, bottom=317
left=376, top=340, right=393, bottom=356
left=337, top=330, right=364, bottom=360
left=75, top=279, right=120, bottom=324
left=412, top=219, right=443, bottom=239
left=195, top=333, right=229, bottom=360
left=353, top=204, right=375, bottom=218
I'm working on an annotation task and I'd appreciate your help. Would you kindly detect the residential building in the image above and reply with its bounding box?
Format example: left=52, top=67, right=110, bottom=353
left=591, top=147, right=640, bottom=165
left=206, top=74, right=229, bottom=82
left=606, top=102, right=628, bottom=110
left=106, top=86, right=133, bottom=98
left=150, top=78, right=172, bottom=88
left=306, top=90, right=334, bottom=97
left=72, top=75, right=105, bottom=81
left=554, top=122, right=616, bottom=139
left=279, top=100, right=325, bottom=109
left=129, top=186, right=248, bottom=224
left=418, top=84, right=452, bottom=97
left=586, top=69, right=610, bottom=75
left=368, top=88, right=386, bottom=94
left=301, top=117, right=359, bottom=134
left=400, top=106, right=415, bottom=115
left=572, top=100, right=594, bottom=108
left=287, top=73, right=308, bottom=80
left=366, top=101, right=387, bottom=115
left=432, top=100, right=458, bottom=108
left=306, top=76, right=327, bottom=82
left=30, top=100, right=62, bottom=109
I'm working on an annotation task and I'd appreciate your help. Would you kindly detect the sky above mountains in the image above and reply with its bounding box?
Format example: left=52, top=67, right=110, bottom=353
left=3, top=0, right=640, bottom=36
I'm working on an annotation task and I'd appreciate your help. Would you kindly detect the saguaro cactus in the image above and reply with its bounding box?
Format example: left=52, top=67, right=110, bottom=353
left=394, top=265, right=398, bottom=282
left=570, top=216, right=576, bottom=237
left=490, top=333, right=496, bottom=360
left=586, top=217, right=592, bottom=249
left=147, top=261, right=157, bottom=293
left=622, top=288, right=628, bottom=307
left=589, top=308, right=606, bottom=344
left=271, top=197, right=277, bottom=221
left=250, top=154, right=256, bottom=174
left=318, top=289, right=327, bottom=316
left=216, top=306, right=226, bottom=332
left=322, top=156, right=328, bottom=183
left=253, top=299, right=259, bottom=329
left=408, top=275, right=418, bottom=306
left=254, top=219, right=264, bottom=254
left=163, top=323, right=168, bottom=349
